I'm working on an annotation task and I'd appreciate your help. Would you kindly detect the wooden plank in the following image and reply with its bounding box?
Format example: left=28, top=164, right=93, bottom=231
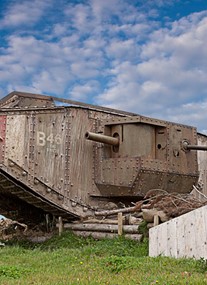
left=149, top=225, right=158, bottom=257
left=202, top=206, right=207, bottom=259
left=184, top=209, right=196, bottom=258
left=194, top=206, right=207, bottom=259
left=166, top=219, right=177, bottom=258
left=149, top=205, right=207, bottom=259
left=157, top=221, right=168, bottom=257
left=176, top=212, right=188, bottom=258
left=197, top=134, right=207, bottom=196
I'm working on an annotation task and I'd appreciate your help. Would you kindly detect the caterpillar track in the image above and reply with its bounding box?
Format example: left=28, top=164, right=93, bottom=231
left=0, top=168, right=78, bottom=225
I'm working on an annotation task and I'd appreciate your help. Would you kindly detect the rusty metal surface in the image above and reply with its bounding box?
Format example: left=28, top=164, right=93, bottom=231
left=0, top=91, right=205, bottom=224
left=93, top=117, right=199, bottom=197
left=118, top=123, right=155, bottom=157
left=0, top=116, right=6, bottom=163
left=33, top=111, right=66, bottom=194
left=104, top=115, right=167, bottom=127
left=132, top=170, right=198, bottom=195
left=5, top=115, right=27, bottom=167
left=0, top=107, right=101, bottom=221
left=0, top=91, right=137, bottom=117
left=68, top=108, right=98, bottom=208
left=0, top=92, right=54, bottom=108
left=95, top=157, right=141, bottom=196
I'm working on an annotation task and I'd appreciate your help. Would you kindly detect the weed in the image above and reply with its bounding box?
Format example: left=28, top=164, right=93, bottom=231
left=83, top=235, right=149, bottom=257
left=103, top=255, right=130, bottom=273
left=138, top=220, right=149, bottom=237
left=196, top=257, right=207, bottom=272
left=0, top=265, right=29, bottom=279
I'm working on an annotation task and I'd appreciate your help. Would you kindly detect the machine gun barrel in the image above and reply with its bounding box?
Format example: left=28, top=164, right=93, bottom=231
left=85, top=131, right=119, bottom=146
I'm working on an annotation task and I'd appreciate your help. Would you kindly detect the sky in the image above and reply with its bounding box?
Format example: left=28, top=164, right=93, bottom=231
left=0, top=0, right=207, bottom=132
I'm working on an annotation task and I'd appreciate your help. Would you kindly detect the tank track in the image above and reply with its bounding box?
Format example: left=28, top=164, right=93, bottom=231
left=0, top=168, right=78, bottom=226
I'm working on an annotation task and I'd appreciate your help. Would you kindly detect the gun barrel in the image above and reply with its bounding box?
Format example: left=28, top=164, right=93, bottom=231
left=182, top=141, right=207, bottom=151
left=85, top=131, right=119, bottom=146
left=185, top=144, right=207, bottom=151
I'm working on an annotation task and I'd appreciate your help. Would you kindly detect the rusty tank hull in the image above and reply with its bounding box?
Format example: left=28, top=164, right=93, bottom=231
left=0, top=91, right=204, bottom=224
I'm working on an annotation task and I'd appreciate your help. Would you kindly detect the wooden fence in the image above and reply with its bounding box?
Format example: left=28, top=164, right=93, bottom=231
left=149, top=205, right=207, bottom=259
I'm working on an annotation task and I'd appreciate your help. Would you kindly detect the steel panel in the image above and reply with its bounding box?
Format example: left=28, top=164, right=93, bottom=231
left=116, top=123, right=155, bottom=158
left=95, top=157, right=141, bottom=196
left=167, top=125, right=197, bottom=174
left=34, top=112, right=67, bottom=195
left=68, top=108, right=97, bottom=203
left=132, top=170, right=198, bottom=195
left=0, top=116, right=6, bottom=163
left=5, top=115, right=26, bottom=167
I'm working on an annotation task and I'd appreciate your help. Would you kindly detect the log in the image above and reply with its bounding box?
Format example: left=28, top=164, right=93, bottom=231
left=128, top=215, right=143, bottom=225
left=81, top=216, right=142, bottom=225
left=61, top=223, right=139, bottom=234
left=80, top=218, right=123, bottom=225
left=147, top=223, right=154, bottom=229
left=73, top=230, right=143, bottom=241
left=94, top=206, right=137, bottom=216
left=118, top=212, right=123, bottom=235
left=142, top=209, right=169, bottom=223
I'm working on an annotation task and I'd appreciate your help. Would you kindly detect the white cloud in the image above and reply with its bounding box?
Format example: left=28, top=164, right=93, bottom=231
left=106, top=39, right=140, bottom=61
left=95, top=10, right=207, bottom=132
left=90, top=0, right=120, bottom=16
left=0, top=0, right=207, bottom=133
left=0, top=0, right=52, bottom=28
left=32, top=70, right=67, bottom=94
left=6, top=84, right=42, bottom=95
left=70, top=81, right=100, bottom=101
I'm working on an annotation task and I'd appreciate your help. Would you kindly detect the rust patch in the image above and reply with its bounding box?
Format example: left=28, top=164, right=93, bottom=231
left=0, top=115, right=6, bottom=162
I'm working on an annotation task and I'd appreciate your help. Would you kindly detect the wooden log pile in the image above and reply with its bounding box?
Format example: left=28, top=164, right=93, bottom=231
left=59, top=188, right=207, bottom=240
left=94, top=189, right=207, bottom=222
left=140, top=188, right=207, bottom=219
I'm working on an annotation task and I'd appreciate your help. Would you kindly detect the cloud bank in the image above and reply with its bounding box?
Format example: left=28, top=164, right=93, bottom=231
left=0, top=0, right=207, bottom=132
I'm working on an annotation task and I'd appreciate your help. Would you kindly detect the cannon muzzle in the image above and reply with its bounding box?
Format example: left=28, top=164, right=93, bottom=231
left=85, top=131, right=119, bottom=146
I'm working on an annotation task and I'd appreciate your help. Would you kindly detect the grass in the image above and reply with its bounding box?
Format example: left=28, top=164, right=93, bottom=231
left=0, top=231, right=207, bottom=284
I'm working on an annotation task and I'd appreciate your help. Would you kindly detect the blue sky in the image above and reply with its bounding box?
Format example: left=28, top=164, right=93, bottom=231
left=0, top=0, right=207, bottom=132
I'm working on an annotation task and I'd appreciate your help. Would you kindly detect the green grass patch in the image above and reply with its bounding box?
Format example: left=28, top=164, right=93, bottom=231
left=1, top=231, right=207, bottom=284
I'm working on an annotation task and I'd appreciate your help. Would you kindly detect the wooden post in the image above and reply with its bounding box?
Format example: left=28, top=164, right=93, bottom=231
left=45, top=214, right=49, bottom=232
left=58, top=216, right=63, bottom=236
left=118, top=212, right=123, bottom=236
left=153, top=214, right=159, bottom=227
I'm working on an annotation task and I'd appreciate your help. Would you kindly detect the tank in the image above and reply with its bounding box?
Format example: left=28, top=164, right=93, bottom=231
left=0, top=91, right=205, bottom=225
